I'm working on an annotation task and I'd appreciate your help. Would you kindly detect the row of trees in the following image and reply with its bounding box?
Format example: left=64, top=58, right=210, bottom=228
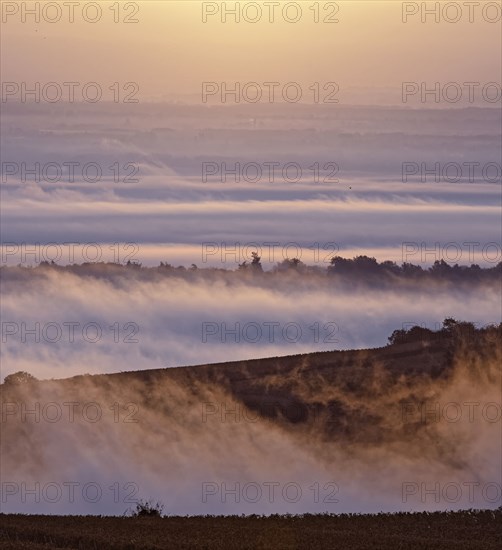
left=387, top=318, right=502, bottom=345
left=239, top=255, right=502, bottom=280
left=11, top=255, right=502, bottom=282
left=327, top=256, right=501, bottom=278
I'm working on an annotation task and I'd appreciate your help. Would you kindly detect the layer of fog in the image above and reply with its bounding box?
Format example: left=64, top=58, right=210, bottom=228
left=1, top=266, right=500, bottom=381
left=1, top=331, right=500, bottom=516
left=2, top=104, right=500, bottom=265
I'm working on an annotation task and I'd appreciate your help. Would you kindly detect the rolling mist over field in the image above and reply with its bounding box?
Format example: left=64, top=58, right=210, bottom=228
left=0, top=261, right=500, bottom=380
left=1, top=324, right=501, bottom=516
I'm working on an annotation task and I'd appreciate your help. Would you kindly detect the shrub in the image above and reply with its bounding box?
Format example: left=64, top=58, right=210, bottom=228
left=129, top=499, right=164, bottom=518
left=3, top=371, right=38, bottom=385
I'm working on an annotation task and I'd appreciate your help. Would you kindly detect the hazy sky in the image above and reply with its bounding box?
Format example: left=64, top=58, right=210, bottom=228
left=1, top=1, right=501, bottom=102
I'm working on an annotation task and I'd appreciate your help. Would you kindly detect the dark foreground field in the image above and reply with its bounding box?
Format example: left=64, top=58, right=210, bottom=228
left=1, top=510, right=501, bottom=549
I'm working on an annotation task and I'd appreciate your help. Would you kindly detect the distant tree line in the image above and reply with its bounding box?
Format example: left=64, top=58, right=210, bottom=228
left=5, top=255, right=501, bottom=284
left=327, top=256, right=501, bottom=282
left=387, top=318, right=502, bottom=346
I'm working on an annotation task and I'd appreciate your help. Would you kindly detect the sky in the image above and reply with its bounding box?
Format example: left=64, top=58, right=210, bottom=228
left=1, top=1, right=501, bottom=102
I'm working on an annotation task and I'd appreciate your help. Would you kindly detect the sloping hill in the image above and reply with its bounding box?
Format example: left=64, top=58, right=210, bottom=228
left=1, top=326, right=500, bottom=516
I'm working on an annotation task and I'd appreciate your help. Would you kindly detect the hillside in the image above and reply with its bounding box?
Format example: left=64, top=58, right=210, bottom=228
left=1, top=324, right=500, bottom=516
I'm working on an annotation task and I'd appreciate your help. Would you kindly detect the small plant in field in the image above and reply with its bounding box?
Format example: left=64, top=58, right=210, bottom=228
left=129, top=499, right=164, bottom=518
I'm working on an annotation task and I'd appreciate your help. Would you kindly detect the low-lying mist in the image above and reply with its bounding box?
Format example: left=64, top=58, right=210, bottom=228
left=1, top=323, right=500, bottom=516
left=1, top=262, right=500, bottom=380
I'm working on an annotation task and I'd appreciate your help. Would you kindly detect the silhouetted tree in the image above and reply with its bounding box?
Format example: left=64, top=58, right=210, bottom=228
left=275, top=258, right=306, bottom=272
left=430, top=260, right=451, bottom=277
left=442, top=318, right=458, bottom=332
left=3, top=371, right=38, bottom=385
left=250, top=252, right=263, bottom=272
left=402, top=262, right=423, bottom=277
left=240, top=252, right=263, bottom=272
left=388, top=329, right=407, bottom=345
